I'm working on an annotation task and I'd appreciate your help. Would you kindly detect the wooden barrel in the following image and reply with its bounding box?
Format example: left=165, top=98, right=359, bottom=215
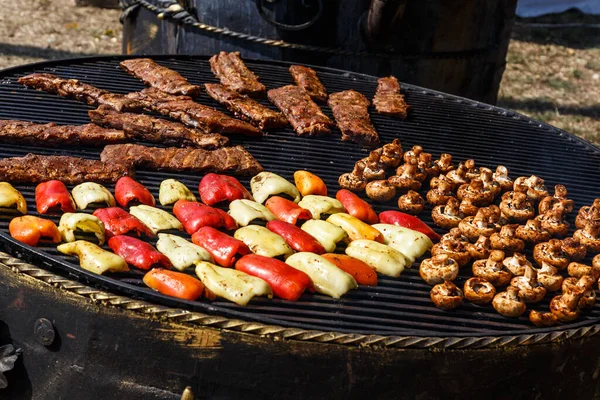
left=122, top=0, right=518, bottom=104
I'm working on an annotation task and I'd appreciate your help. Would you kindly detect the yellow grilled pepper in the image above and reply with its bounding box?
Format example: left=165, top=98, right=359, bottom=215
left=326, top=213, right=384, bottom=243
left=300, top=219, right=347, bottom=252
left=129, top=205, right=183, bottom=234
left=58, top=213, right=106, bottom=245
left=250, top=172, right=301, bottom=204
left=0, top=182, right=27, bottom=214
left=286, top=252, right=357, bottom=298
left=228, top=199, right=276, bottom=227
left=57, top=240, right=129, bottom=275
left=372, top=223, right=433, bottom=263
left=159, top=179, right=196, bottom=206
left=71, top=182, right=115, bottom=210
left=156, top=233, right=213, bottom=271
left=298, top=195, right=344, bottom=220
left=345, top=240, right=408, bottom=277
left=234, top=225, right=294, bottom=259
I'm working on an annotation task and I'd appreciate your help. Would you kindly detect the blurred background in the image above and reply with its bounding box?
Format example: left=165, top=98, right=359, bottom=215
left=0, top=0, right=597, bottom=142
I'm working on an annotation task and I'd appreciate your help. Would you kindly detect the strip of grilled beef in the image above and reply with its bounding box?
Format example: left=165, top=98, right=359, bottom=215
left=0, top=120, right=125, bottom=146
left=18, top=73, right=144, bottom=112
left=267, top=85, right=333, bottom=136
left=126, top=88, right=261, bottom=137
left=101, top=144, right=263, bottom=176
left=120, top=58, right=201, bottom=98
left=372, top=76, right=410, bottom=119
left=204, top=84, right=287, bottom=130
left=209, top=52, right=266, bottom=97
left=289, top=65, right=328, bottom=103
left=328, top=90, right=380, bottom=148
left=0, top=154, right=133, bottom=184
left=88, top=105, right=229, bottom=149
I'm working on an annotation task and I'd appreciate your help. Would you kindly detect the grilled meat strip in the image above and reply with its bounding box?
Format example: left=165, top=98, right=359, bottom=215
left=126, top=88, right=261, bottom=136
left=328, top=90, right=379, bottom=148
left=372, top=76, right=410, bottom=119
left=0, top=120, right=125, bottom=146
left=88, top=105, right=229, bottom=149
left=0, top=154, right=133, bottom=184
left=204, top=84, right=287, bottom=130
left=120, top=58, right=201, bottom=98
left=18, top=73, right=144, bottom=112
left=209, top=52, right=266, bottom=97
left=101, top=144, right=263, bottom=176
left=289, top=65, right=328, bottom=102
left=267, top=85, right=333, bottom=136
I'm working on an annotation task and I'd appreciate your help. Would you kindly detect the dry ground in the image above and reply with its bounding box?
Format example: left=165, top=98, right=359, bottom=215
left=0, top=1, right=597, bottom=142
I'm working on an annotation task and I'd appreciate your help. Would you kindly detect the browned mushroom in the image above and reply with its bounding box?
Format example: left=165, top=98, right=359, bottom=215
left=499, top=191, right=535, bottom=223
left=490, top=224, right=525, bottom=254
left=472, top=250, right=512, bottom=286
left=434, top=153, right=455, bottom=175
left=464, top=159, right=481, bottom=181
left=419, top=254, right=460, bottom=285
left=389, top=159, right=422, bottom=191
left=431, top=228, right=471, bottom=266
left=535, top=205, right=570, bottom=237
left=458, top=198, right=479, bottom=217
left=562, top=276, right=597, bottom=309
left=418, top=152, right=439, bottom=179
left=430, top=281, right=463, bottom=310
left=492, top=286, right=526, bottom=317
left=457, top=179, right=495, bottom=206
left=379, top=138, right=403, bottom=168
left=362, top=150, right=386, bottom=181
left=338, top=161, right=368, bottom=192
left=397, top=190, right=424, bottom=215
left=567, top=262, right=600, bottom=279
left=458, top=207, right=500, bottom=241
left=478, top=167, right=501, bottom=197
left=466, top=235, right=492, bottom=260
left=536, top=261, right=564, bottom=292
left=403, top=145, right=423, bottom=163
left=493, top=165, right=513, bottom=192
left=533, top=239, right=570, bottom=270
left=510, top=265, right=546, bottom=303
left=593, top=254, right=600, bottom=270
left=431, top=197, right=462, bottom=229
left=538, top=184, right=574, bottom=215
left=463, top=277, right=496, bottom=304
left=575, top=199, right=600, bottom=229
left=573, top=220, right=600, bottom=252
left=426, top=175, right=455, bottom=206
left=549, top=276, right=593, bottom=323
left=562, top=238, right=587, bottom=262
left=515, top=219, right=552, bottom=244
left=502, top=253, right=532, bottom=276
left=446, top=162, right=469, bottom=187
left=529, top=310, right=558, bottom=327
left=365, top=180, right=396, bottom=202
left=513, top=175, right=548, bottom=203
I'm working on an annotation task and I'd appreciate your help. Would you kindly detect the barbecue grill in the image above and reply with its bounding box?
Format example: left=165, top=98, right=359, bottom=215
left=1, top=55, right=600, bottom=399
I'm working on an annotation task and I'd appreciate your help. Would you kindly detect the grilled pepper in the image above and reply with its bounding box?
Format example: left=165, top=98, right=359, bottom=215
left=192, top=226, right=251, bottom=268
left=379, top=210, right=441, bottom=241
left=143, top=268, right=205, bottom=301
left=0, top=182, right=27, bottom=214
left=298, top=195, right=344, bottom=219
left=326, top=213, right=384, bottom=243
left=251, top=172, right=301, bottom=204
left=115, top=176, right=155, bottom=207
left=372, top=223, right=433, bottom=263
left=71, top=182, right=115, bottom=210
left=156, top=233, right=213, bottom=271
left=345, top=240, right=408, bottom=277
left=293, top=170, right=327, bottom=196
left=129, top=205, right=183, bottom=234
left=335, top=189, right=378, bottom=224
left=93, top=207, right=154, bottom=238
left=199, top=173, right=253, bottom=206
left=266, top=220, right=325, bottom=254
left=173, top=200, right=237, bottom=234
left=300, top=219, right=347, bottom=252
left=321, top=253, right=377, bottom=286
left=9, top=216, right=61, bottom=246
left=108, top=235, right=171, bottom=270
left=195, top=261, right=272, bottom=306
left=228, top=199, right=275, bottom=227
left=159, top=179, right=196, bottom=206
left=35, top=180, right=76, bottom=214
left=285, top=252, right=357, bottom=298
left=236, top=254, right=312, bottom=301
left=234, top=225, right=294, bottom=259
left=57, top=240, right=129, bottom=275
left=265, top=196, right=313, bottom=225
left=58, top=213, right=106, bottom=245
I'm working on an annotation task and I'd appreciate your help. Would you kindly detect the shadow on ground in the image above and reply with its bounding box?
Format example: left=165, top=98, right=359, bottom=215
left=499, top=97, right=600, bottom=118
left=0, top=44, right=94, bottom=61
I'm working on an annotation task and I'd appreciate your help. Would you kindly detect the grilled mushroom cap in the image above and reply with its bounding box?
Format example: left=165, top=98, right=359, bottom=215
left=510, top=266, right=546, bottom=303
left=426, top=175, right=455, bottom=206
left=379, top=138, right=403, bottom=168
left=430, top=281, right=463, bottom=310
left=389, top=159, right=422, bottom=191
left=490, top=224, right=525, bottom=255
left=434, top=153, right=454, bottom=175
left=338, top=161, right=367, bottom=192
left=493, top=165, right=513, bottom=193
left=533, top=239, right=570, bottom=270
left=492, top=286, right=526, bottom=317
left=466, top=235, right=492, bottom=260
left=419, top=254, right=460, bottom=285
left=502, top=253, right=531, bottom=276
left=514, top=175, right=548, bottom=203
left=431, top=197, right=462, bottom=229
left=536, top=262, right=564, bottom=292
left=446, top=162, right=469, bottom=186
left=550, top=292, right=581, bottom=323
left=575, top=199, right=600, bottom=229
left=538, top=184, right=573, bottom=215
left=529, top=310, right=558, bottom=327
left=397, top=190, right=425, bottom=215
left=457, top=179, right=495, bottom=207
left=365, top=180, right=396, bottom=202
left=561, top=276, right=597, bottom=309
left=567, top=262, right=600, bottom=279
left=431, top=229, right=471, bottom=267
left=458, top=207, right=500, bottom=241
left=535, top=208, right=570, bottom=237
left=499, top=191, right=535, bottom=223
left=463, top=277, right=496, bottom=304
left=573, top=221, right=600, bottom=253
left=472, top=250, right=512, bottom=287
left=562, top=238, right=587, bottom=262
left=515, top=219, right=551, bottom=244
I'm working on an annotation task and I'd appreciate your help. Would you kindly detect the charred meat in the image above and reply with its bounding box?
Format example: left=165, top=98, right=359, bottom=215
left=328, top=90, right=379, bottom=148
left=120, top=58, right=201, bottom=98
left=209, top=52, right=266, bottom=97
left=0, top=120, right=125, bottom=146
left=372, top=76, right=410, bottom=119
left=289, top=65, right=328, bottom=102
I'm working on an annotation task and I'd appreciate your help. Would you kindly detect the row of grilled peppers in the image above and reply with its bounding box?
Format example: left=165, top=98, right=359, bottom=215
left=1, top=171, right=435, bottom=306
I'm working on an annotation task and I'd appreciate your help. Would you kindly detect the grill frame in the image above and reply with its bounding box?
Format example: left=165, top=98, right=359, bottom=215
left=1, top=55, right=600, bottom=339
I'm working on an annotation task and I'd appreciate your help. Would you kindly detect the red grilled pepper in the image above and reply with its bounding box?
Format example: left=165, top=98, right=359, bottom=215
left=108, top=235, right=171, bottom=271
left=379, top=210, right=441, bottom=241
left=335, top=189, right=378, bottom=224
left=265, top=196, right=313, bottom=225
left=192, top=226, right=251, bottom=267
left=35, top=180, right=76, bottom=214
left=199, top=173, right=253, bottom=206
left=93, top=207, right=154, bottom=238
left=9, top=215, right=61, bottom=246
left=266, top=220, right=325, bottom=254
left=321, top=253, right=378, bottom=286
left=115, top=177, right=155, bottom=207
left=173, top=200, right=238, bottom=235
left=143, top=268, right=205, bottom=300
left=236, top=254, right=312, bottom=301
